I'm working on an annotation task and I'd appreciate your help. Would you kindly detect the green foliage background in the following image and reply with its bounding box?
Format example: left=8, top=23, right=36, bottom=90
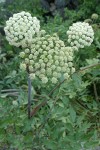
left=0, top=0, right=100, bottom=149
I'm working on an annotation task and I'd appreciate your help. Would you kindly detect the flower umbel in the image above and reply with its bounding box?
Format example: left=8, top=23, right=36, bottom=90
left=91, top=13, right=99, bottom=20
left=4, top=12, right=75, bottom=84
left=19, top=33, right=75, bottom=84
left=67, top=22, right=94, bottom=51
left=4, top=11, right=40, bottom=47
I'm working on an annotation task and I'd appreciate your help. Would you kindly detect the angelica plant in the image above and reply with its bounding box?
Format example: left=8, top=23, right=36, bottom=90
left=4, top=11, right=94, bottom=119
left=4, top=11, right=75, bottom=118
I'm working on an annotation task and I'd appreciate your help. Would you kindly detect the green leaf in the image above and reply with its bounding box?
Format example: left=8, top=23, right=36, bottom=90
left=69, top=106, right=76, bottom=123
left=72, top=73, right=82, bottom=88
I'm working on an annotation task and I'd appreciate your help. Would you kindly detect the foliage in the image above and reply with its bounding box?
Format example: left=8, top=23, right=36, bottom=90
left=0, top=0, right=100, bottom=149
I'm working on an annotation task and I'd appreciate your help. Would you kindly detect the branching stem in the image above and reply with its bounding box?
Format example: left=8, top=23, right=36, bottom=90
left=30, top=63, right=100, bottom=118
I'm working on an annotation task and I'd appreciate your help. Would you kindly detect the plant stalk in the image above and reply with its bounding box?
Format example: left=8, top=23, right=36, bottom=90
left=28, top=74, right=31, bottom=119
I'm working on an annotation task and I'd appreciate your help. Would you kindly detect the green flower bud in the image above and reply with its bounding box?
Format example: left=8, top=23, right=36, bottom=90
left=55, top=60, right=59, bottom=65
left=57, top=67, right=61, bottom=72
left=68, top=56, right=73, bottom=61
left=68, top=62, right=73, bottom=67
left=40, top=30, right=46, bottom=35
left=25, top=48, right=30, bottom=53
left=47, top=62, right=52, bottom=67
left=84, top=19, right=92, bottom=24
left=44, top=58, right=48, bottom=63
left=71, top=67, right=75, bottom=74
left=30, top=73, right=35, bottom=79
left=36, top=71, right=40, bottom=76
left=39, top=59, right=43, bottom=63
left=43, top=41, right=48, bottom=45
left=42, top=77, right=48, bottom=84
left=30, top=60, right=34, bottom=65
left=64, top=73, right=69, bottom=79
left=47, top=68, right=52, bottom=75
left=51, top=77, right=58, bottom=84
left=19, top=52, right=25, bottom=58
left=91, top=13, right=99, bottom=20
left=25, top=58, right=29, bottom=64
left=42, top=45, right=46, bottom=49
left=29, top=54, right=33, bottom=59
left=52, top=65, right=56, bottom=70
left=53, top=72, right=58, bottom=77
left=31, top=48, right=36, bottom=53
left=20, top=63, right=26, bottom=71
left=57, top=73, right=61, bottom=78
left=41, top=68, right=45, bottom=73
left=38, top=48, right=43, bottom=53
left=34, top=51, right=39, bottom=56
left=41, top=63, right=45, bottom=68
left=61, top=67, right=67, bottom=72
left=48, top=55, right=52, bottom=59
left=29, top=65, right=33, bottom=72
left=35, top=63, right=40, bottom=69
left=43, top=51, right=47, bottom=55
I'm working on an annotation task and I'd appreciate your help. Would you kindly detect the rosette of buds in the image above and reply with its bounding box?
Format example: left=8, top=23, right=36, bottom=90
left=67, top=22, right=94, bottom=51
left=4, top=11, right=40, bottom=47
left=19, top=33, right=75, bottom=84
left=91, top=13, right=99, bottom=20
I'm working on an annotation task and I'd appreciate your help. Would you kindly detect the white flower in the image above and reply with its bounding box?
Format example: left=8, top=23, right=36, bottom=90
left=57, top=67, right=61, bottom=72
left=64, top=73, right=69, bottom=79
left=20, top=63, right=26, bottom=70
left=19, top=33, right=75, bottom=84
left=68, top=62, right=73, bottom=67
left=25, top=48, right=30, bottom=53
left=19, top=52, right=25, bottom=58
left=47, top=68, right=52, bottom=75
left=25, top=58, right=29, bottom=64
left=51, top=77, right=58, bottom=84
left=35, top=63, right=40, bottom=69
left=30, top=60, right=34, bottom=65
left=53, top=72, right=58, bottom=77
left=55, top=60, right=59, bottom=65
left=29, top=65, right=33, bottom=72
left=29, top=54, right=33, bottom=59
left=41, top=68, right=45, bottom=73
left=67, top=22, right=94, bottom=50
left=71, top=67, right=75, bottom=74
left=41, top=63, right=45, bottom=68
left=68, top=56, right=73, bottom=61
left=4, top=11, right=40, bottom=47
left=30, top=73, right=35, bottom=80
left=42, top=77, right=48, bottom=83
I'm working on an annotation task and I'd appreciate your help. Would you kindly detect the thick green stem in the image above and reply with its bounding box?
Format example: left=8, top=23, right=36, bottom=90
left=28, top=74, right=31, bottom=119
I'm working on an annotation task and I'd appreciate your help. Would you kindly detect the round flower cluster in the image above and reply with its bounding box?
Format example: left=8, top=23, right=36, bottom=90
left=19, top=33, right=75, bottom=84
left=84, top=19, right=92, bottom=24
left=91, top=13, right=99, bottom=20
left=4, top=11, right=40, bottom=47
left=67, top=22, right=94, bottom=51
